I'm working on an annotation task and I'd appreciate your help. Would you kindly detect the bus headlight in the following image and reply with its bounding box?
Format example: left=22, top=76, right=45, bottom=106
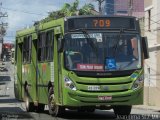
left=132, top=75, right=144, bottom=90
left=64, top=77, right=77, bottom=91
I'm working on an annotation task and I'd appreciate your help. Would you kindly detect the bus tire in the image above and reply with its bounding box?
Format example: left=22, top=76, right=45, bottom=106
left=24, top=85, right=35, bottom=112
left=36, top=103, right=45, bottom=113
left=113, top=105, right=132, bottom=116
left=48, top=87, right=64, bottom=116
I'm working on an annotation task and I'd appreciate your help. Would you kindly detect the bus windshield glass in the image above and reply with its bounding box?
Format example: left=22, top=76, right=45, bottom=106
left=64, top=32, right=141, bottom=72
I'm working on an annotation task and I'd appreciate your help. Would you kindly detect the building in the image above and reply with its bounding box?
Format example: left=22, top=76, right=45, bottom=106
left=104, top=0, right=114, bottom=15
left=144, top=0, right=160, bottom=107
left=1, top=42, right=14, bottom=61
left=103, top=0, right=144, bottom=18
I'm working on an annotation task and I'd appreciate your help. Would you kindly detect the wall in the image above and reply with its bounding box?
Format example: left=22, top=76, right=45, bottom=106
left=144, top=0, right=160, bottom=106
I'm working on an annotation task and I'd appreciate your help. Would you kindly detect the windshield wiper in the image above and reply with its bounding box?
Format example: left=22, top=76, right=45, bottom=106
left=81, top=30, right=98, bottom=56
left=113, top=29, right=124, bottom=59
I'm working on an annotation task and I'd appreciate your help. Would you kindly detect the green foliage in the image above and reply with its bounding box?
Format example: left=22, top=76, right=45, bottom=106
left=40, top=0, right=95, bottom=23
left=79, top=4, right=95, bottom=15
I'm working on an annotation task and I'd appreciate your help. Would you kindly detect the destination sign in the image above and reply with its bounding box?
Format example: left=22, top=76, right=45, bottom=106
left=66, top=16, right=136, bottom=31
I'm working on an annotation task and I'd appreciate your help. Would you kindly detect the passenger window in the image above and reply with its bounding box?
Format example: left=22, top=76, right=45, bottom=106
left=23, top=36, right=32, bottom=63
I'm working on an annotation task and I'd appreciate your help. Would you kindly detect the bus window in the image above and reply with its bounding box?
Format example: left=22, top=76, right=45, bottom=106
left=131, top=37, right=138, bottom=60
left=46, top=31, right=54, bottom=61
left=23, top=36, right=32, bottom=63
left=38, top=33, right=46, bottom=62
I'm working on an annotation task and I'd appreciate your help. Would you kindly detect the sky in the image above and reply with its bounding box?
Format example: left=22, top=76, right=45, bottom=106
left=0, top=0, right=97, bottom=43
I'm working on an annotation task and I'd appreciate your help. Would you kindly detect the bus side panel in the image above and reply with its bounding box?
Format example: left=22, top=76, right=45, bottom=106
left=22, top=64, right=34, bottom=101
left=29, top=40, right=37, bottom=102
left=37, top=63, right=49, bottom=104
left=54, top=34, right=63, bottom=105
left=21, top=40, right=37, bottom=103
left=15, top=43, right=23, bottom=100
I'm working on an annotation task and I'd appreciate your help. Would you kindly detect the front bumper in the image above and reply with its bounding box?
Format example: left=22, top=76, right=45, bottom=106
left=62, top=88, right=143, bottom=106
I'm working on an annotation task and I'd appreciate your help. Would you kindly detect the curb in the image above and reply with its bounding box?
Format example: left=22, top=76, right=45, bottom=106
left=133, top=105, right=160, bottom=111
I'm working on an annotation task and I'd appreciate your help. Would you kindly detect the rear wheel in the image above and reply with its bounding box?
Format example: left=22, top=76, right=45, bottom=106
left=113, top=105, right=132, bottom=116
left=48, top=88, right=65, bottom=116
left=24, top=86, right=36, bottom=112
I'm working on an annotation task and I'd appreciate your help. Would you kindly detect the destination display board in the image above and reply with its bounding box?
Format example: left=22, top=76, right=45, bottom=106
left=66, top=16, right=136, bottom=31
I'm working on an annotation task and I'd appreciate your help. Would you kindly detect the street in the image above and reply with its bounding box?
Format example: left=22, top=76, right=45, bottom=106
left=0, top=61, right=160, bottom=120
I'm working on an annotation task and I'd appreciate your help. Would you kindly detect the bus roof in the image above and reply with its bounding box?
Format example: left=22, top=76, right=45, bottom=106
left=16, top=15, right=138, bottom=38
left=65, top=15, right=137, bottom=19
left=16, top=17, right=64, bottom=37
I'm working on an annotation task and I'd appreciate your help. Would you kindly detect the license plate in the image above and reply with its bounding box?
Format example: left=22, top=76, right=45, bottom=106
left=88, top=86, right=100, bottom=91
left=98, top=96, right=112, bottom=101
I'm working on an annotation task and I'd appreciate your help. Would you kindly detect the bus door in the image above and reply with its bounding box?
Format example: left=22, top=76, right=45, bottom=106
left=32, top=39, right=38, bottom=103
left=54, top=34, right=63, bottom=104
left=15, top=42, right=23, bottom=100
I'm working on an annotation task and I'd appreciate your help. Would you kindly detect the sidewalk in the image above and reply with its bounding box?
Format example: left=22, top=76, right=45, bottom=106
left=133, top=105, right=160, bottom=111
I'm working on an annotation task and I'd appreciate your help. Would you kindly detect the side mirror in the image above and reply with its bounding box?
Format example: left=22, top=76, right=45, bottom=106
left=142, top=37, right=149, bottom=59
left=58, top=37, right=64, bottom=52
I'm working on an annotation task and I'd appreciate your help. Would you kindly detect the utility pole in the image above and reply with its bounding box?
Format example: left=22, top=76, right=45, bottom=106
left=128, top=0, right=133, bottom=16
left=98, top=0, right=105, bottom=14
left=0, top=2, right=8, bottom=61
left=92, top=0, right=105, bottom=15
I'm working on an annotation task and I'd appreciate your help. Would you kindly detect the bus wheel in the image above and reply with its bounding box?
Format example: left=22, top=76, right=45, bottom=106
left=48, top=88, right=64, bottom=116
left=113, top=105, right=132, bottom=116
left=24, top=86, right=35, bottom=112
left=36, top=103, right=45, bottom=113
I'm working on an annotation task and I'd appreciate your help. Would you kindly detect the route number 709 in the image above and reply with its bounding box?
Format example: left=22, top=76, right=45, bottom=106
left=93, top=19, right=111, bottom=28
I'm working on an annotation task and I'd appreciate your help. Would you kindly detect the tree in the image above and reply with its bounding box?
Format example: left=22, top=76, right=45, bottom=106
left=79, top=3, right=95, bottom=15
left=41, top=0, right=95, bottom=23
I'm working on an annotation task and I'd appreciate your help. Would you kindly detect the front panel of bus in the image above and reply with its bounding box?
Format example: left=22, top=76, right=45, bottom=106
left=60, top=16, right=144, bottom=106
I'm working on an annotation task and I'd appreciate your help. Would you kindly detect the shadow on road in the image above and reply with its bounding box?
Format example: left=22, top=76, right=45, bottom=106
left=0, top=67, right=8, bottom=72
left=58, top=111, right=160, bottom=120
left=58, top=110, right=116, bottom=120
left=0, top=98, right=20, bottom=103
left=0, top=76, right=11, bottom=85
left=0, top=97, right=34, bottom=119
left=0, top=95, right=10, bottom=97
left=0, top=68, right=8, bottom=72
left=0, top=76, right=11, bottom=82
left=0, top=107, right=33, bottom=119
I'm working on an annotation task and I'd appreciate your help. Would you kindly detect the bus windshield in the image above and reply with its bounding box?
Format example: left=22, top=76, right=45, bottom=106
left=64, top=32, right=141, bottom=72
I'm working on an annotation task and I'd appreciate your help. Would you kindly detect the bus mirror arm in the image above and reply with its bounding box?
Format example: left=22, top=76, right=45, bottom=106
left=142, top=37, right=149, bottom=59
left=58, top=38, right=65, bottom=53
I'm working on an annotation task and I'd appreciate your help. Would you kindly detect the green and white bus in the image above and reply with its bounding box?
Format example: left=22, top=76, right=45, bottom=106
left=14, top=16, right=149, bottom=116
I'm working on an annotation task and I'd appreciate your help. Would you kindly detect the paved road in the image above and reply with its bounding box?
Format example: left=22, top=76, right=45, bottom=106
left=0, top=62, right=160, bottom=120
